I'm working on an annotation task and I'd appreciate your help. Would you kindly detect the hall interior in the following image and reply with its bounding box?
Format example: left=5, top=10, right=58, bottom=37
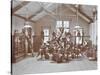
left=11, top=0, right=97, bottom=75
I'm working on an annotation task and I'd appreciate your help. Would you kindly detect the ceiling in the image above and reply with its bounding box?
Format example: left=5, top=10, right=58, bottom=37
left=12, top=0, right=97, bottom=23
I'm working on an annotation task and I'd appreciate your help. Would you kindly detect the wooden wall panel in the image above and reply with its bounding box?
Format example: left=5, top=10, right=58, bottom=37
left=33, top=35, right=42, bottom=52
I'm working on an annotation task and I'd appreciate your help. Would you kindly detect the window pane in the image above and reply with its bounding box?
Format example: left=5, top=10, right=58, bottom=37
left=76, top=37, right=80, bottom=44
left=75, top=27, right=83, bottom=44
left=43, top=29, right=49, bottom=36
left=79, top=29, right=83, bottom=36
left=64, top=21, right=69, bottom=28
left=56, top=21, right=62, bottom=28
left=76, top=37, right=82, bottom=44
left=44, top=37, right=49, bottom=43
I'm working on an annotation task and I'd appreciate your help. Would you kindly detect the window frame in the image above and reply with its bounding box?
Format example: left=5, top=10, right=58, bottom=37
left=43, top=28, right=49, bottom=43
left=56, top=20, right=70, bottom=33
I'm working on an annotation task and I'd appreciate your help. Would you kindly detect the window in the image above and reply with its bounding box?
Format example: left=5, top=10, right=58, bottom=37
left=43, top=29, right=49, bottom=43
left=64, top=21, right=69, bottom=32
left=56, top=21, right=62, bottom=28
left=56, top=21, right=69, bottom=32
left=64, top=21, right=69, bottom=28
left=74, top=26, right=83, bottom=44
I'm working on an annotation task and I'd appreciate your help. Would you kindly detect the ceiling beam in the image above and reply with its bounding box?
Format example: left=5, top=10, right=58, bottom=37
left=66, top=5, right=93, bottom=23
left=12, top=1, right=30, bottom=14
left=43, top=8, right=56, bottom=16
left=75, top=5, right=93, bottom=23
left=28, top=7, right=57, bottom=21
left=79, top=9, right=93, bottom=23
left=13, top=14, right=35, bottom=23
left=38, top=3, right=57, bottom=19
left=28, top=7, right=43, bottom=20
left=14, top=14, right=26, bottom=20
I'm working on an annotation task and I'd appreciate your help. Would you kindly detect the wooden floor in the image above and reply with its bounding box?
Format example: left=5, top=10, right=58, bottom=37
left=12, top=56, right=97, bottom=75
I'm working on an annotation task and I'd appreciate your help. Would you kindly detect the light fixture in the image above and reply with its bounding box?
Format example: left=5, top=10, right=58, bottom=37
left=24, top=21, right=32, bottom=28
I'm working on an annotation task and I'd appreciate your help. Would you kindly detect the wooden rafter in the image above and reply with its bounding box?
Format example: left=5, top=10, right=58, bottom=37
left=28, top=7, right=57, bottom=21
left=12, top=1, right=30, bottom=14
left=66, top=5, right=93, bottom=23
left=74, top=5, right=93, bottom=23
left=79, top=9, right=93, bottom=23
left=14, top=14, right=26, bottom=20
left=38, top=3, right=57, bottom=19
left=28, top=7, right=43, bottom=20
left=13, top=14, right=35, bottom=23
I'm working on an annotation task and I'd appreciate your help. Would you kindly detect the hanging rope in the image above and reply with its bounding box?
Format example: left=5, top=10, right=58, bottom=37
left=76, top=4, right=79, bottom=26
